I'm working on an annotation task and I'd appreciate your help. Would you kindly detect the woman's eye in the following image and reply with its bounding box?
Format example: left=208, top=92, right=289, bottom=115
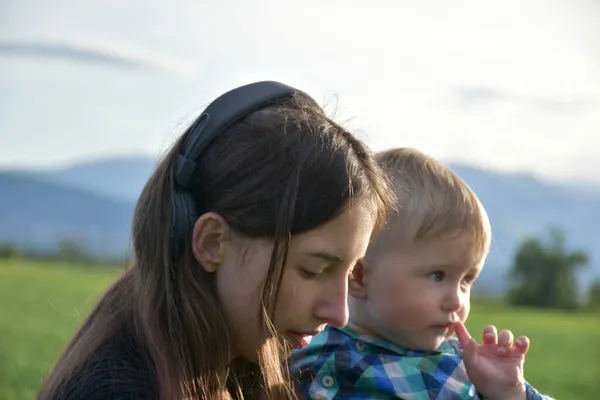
left=428, top=271, right=445, bottom=282
left=300, top=269, right=320, bottom=280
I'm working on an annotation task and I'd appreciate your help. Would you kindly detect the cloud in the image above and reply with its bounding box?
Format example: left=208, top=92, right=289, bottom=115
left=0, top=38, right=196, bottom=78
left=454, top=85, right=597, bottom=115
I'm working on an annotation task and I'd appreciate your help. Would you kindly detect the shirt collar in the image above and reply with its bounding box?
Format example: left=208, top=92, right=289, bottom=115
left=331, top=325, right=459, bottom=357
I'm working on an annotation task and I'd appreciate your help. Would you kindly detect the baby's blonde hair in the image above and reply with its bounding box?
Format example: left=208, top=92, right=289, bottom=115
left=369, top=147, right=491, bottom=262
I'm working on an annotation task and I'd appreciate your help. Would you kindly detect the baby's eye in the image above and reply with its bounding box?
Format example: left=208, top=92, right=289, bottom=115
left=462, top=275, right=476, bottom=286
left=428, top=271, right=445, bottom=282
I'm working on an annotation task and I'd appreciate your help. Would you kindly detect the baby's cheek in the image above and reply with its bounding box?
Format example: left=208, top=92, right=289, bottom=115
left=383, top=299, right=413, bottom=327
left=459, top=299, right=471, bottom=322
left=370, top=296, right=395, bottom=325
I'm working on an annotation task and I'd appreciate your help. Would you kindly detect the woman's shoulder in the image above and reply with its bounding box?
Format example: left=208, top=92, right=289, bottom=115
left=54, top=331, right=158, bottom=400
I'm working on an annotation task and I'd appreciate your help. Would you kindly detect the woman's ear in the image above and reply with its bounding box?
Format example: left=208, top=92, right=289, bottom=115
left=348, top=261, right=367, bottom=299
left=191, top=212, right=230, bottom=273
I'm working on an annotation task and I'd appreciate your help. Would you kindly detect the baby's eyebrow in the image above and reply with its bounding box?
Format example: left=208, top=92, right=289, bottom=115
left=424, top=262, right=453, bottom=270
left=426, top=262, right=479, bottom=274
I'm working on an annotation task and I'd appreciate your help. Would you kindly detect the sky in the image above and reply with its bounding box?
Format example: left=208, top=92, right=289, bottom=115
left=1, top=0, right=599, bottom=184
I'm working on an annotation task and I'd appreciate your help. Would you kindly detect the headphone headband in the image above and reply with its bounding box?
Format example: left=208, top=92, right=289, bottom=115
left=170, top=80, right=307, bottom=257
left=174, top=81, right=299, bottom=187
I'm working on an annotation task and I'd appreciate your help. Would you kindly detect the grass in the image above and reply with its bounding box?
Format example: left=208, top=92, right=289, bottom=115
left=1, top=259, right=599, bottom=399
left=468, top=300, right=600, bottom=397
left=0, top=259, right=122, bottom=400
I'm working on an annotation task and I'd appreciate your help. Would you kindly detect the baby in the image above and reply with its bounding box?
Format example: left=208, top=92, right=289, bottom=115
left=289, top=147, right=554, bottom=399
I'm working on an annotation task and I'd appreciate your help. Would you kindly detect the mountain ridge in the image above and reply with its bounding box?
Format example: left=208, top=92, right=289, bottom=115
left=1, top=155, right=598, bottom=294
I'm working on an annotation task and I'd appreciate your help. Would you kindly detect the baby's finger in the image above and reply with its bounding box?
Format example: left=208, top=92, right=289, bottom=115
left=493, top=345, right=526, bottom=358
left=498, top=329, right=514, bottom=347
left=514, top=336, right=530, bottom=355
left=453, top=322, right=478, bottom=365
left=482, top=325, right=498, bottom=345
left=453, top=321, right=476, bottom=348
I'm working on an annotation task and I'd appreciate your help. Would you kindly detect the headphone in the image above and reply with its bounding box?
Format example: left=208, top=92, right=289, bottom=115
left=171, top=80, right=307, bottom=256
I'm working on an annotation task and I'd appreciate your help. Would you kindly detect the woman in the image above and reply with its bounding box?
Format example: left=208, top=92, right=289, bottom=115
left=37, top=81, right=395, bottom=399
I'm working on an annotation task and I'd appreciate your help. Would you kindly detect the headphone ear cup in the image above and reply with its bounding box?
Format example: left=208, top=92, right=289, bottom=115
left=171, top=188, right=199, bottom=256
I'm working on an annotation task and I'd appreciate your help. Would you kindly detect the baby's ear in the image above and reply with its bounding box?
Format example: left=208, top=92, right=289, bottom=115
left=349, top=261, right=367, bottom=299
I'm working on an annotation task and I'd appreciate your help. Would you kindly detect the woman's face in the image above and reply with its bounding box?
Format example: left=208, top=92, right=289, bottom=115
left=214, top=200, right=376, bottom=362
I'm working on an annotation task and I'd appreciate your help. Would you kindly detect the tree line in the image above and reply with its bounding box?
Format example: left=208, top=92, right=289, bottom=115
left=0, top=237, right=122, bottom=266
left=508, top=226, right=600, bottom=311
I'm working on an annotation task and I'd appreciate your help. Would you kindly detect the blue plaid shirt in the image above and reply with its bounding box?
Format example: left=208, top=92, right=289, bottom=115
left=289, top=325, right=554, bottom=400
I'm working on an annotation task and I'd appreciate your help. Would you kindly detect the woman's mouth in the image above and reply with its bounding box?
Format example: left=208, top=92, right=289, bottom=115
left=286, top=331, right=320, bottom=349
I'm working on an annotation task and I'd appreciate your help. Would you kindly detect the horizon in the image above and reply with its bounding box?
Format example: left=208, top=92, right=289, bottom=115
left=2, top=0, right=599, bottom=183
left=3, top=151, right=599, bottom=192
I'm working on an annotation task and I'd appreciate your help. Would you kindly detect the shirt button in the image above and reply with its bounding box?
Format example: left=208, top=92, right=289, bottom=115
left=321, top=375, right=334, bottom=388
left=356, top=341, right=365, bottom=351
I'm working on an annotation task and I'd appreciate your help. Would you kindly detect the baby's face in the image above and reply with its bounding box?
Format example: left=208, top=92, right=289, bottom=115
left=360, top=235, right=485, bottom=351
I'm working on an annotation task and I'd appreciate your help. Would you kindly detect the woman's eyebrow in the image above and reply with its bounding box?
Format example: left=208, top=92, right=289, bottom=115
left=306, top=251, right=344, bottom=264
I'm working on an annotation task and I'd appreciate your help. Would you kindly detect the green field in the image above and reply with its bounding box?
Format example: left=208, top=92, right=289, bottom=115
left=1, top=260, right=598, bottom=399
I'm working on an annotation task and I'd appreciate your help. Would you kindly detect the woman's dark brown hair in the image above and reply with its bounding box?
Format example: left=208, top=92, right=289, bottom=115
left=37, top=92, right=395, bottom=399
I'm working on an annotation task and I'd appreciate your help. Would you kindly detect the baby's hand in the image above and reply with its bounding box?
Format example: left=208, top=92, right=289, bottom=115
left=453, top=322, right=529, bottom=400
